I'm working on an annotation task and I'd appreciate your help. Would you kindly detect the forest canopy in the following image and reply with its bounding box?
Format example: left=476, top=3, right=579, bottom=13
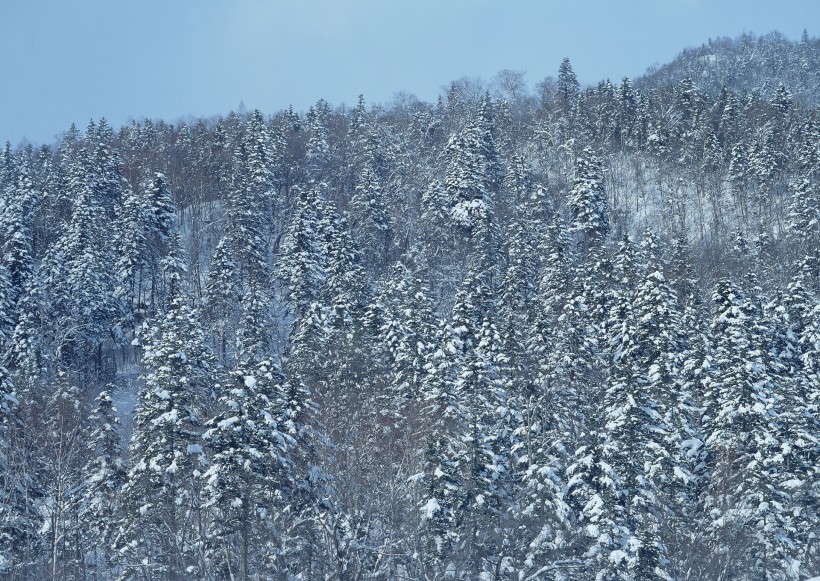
left=0, top=29, right=819, bottom=580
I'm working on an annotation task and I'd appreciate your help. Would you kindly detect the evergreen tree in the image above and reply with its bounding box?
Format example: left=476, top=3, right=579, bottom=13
left=114, top=172, right=176, bottom=329
left=43, top=152, right=119, bottom=376
left=116, top=237, right=216, bottom=580
left=429, top=267, right=515, bottom=577
left=6, top=273, right=47, bottom=384
left=786, top=177, right=820, bottom=257
left=375, top=260, right=438, bottom=405
left=0, top=367, right=38, bottom=576
left=565, top=408, right=626, bottom=580
left=349, top=161, right=392, bottom=272
left=703, top=279, right=792, bottom=579
left=557, top=58, right=580, bottom=111
left=225, top=110, right=273, bottom=290
left=445, top=121, right=493, bottom=236
left=1, top=161, right=36, bottom=310
left=79, top=388, right=126, bottom=578
left=419, top=179, right=456, bottom=282
left=279, top=187, right=327, bottom=318
left=568, top=148, right=609, bottom=252
left=305, top=100, right=331, bottom=182
left=203, top=236, right=241, bottom=363
left=201, top=359, right=292, bottom=580
left=783, top=259, right=820, bottom=573
left=477, top=93, right=504, bottom=198
left=0, top=265, right=14, bottom=352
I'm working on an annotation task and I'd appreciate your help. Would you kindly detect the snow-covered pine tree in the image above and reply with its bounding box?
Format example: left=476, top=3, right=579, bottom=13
left=79, top=387, right=126, bottom=579
left=115, top=234, right=216, bottom=580
left=557, top=58, right=580, bottom=112
left=782, top=258, right=820, bottom=572
left=517, top=219, right=582, bottom=579
left=43, top=143, right=118, bottom=378
left=114, top=172, right=176, bottom=331
left=0, top=265, right=14, bottom=353
left=445, top=120, right=494, bottom=238
left=419, top=178, right=457, bottom=289
left=349, top=160, right=392, bottom=273
left=305, top=100, right=332, bottom=183
left=113, top=183, right=148, bottom=329
left=203, top=236, right=241, bottom=364
left=568, top=147, right=609, bottom=254
left=86, top=118, right=127, bottom=219
left=0, top=366, right=38, bottom=577
left=279, top=186, right=327, bottom=319
left=703, top=278, right=792, bottom=579
left=0, top=159, right=36, bottom=316
left=786, top=176, right=820, bottom=259
left=226, top=110, right=273, bottom=290
left=7, top=271, right=48, bottom=387
left=426, top=266, right=516, bottom=578
left=373, top=259, right=438, bottom=406
left=476, top=93, right=504, bottom=200
left=499, top=208, right=542, bottom=399
left=607, top=232, right=695, bottom=579
left=565, top=410, right=625, bottom=581
left=313, top=206, right=371, bottom=411
left=0, top=155, right=37, bottom=366
left=201, top=356, right=292, bottom=580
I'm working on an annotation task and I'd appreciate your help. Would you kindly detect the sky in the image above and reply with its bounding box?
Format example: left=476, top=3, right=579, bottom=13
left=1, top=0, right=816, bottom=146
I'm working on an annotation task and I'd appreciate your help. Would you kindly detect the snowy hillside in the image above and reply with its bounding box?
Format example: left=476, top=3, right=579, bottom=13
left=1, top=30, right=819, bottom=581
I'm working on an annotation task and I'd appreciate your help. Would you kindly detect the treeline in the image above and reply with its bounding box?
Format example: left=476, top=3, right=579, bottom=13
left=0, top=31, right=819, bottom=580
left=637, top=30, right=820, bottom=105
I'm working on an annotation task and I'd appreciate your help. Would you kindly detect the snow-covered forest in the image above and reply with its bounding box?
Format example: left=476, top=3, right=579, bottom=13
left=1, top=30, right=820, bottom=580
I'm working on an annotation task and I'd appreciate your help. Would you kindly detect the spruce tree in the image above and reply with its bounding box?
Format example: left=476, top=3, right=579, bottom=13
left=279, top=187, right=327, bottom=318
left=79, top=388, right=126, bottom=578
left=349, top=161, right=392, bottom=272
left=568, top=148, right=609, bottom=253
left=116, top=235, right=216, bottom=580
left=557, top=58, right=580, bottom=111
left=201, top=359, right=292, bottom=580
left=0, top=367, right=38, bottom=576
left=203, top=236, right=241, bottom=363
left=703, top=279, right=790, bottom=578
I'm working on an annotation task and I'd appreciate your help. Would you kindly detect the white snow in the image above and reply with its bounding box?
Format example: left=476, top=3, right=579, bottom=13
left=217, top=416, right=240, bottom=430
left=420, top=498, right=440, bottom=519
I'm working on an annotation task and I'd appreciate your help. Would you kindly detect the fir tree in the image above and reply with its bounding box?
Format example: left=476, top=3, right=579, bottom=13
left=203, top=236, right=241, bottom=363
left=445, top=121, right=493, bottom=236
left=43, top=152, right=118, bottom=376
left=279, top=187, right=327, bottom=318
left=557, top=58, right=580, bottom=111
left=349, top=161, right=392, bottom=272
left=201, top=360, right=292, bottom=580
left=568, top=148, right=609, bottom=252
left=703, top=279, right=791, bottom=578
left=79, top=388, right=126, bottom=578
left=116, top=237, right=216, bottom=580
left=0, top=367, right=37, bottom=576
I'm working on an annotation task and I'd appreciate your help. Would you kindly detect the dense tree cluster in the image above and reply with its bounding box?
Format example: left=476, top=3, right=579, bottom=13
left=638, top=31, right=820, bottom=106
left=0, top=31, right=819, bottom=580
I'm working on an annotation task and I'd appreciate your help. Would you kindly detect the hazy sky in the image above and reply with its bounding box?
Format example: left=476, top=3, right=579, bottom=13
left=1, top=0, right=815, bottom=145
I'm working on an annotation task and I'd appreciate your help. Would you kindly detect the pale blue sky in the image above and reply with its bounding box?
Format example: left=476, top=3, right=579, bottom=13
left=1, top=0, right=815, bottom=146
